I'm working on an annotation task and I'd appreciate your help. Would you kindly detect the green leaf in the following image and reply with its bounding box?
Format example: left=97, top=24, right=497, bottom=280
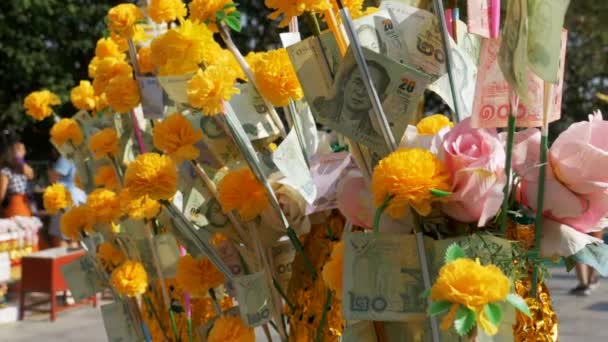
left=430, top=188, right=452, bottom=197
left=216, top=10, right=226, bottom=20
left=428, top=301, right=452, bottom=317
left=445, top=243, right=467, bottom=263
left=420, top=288, right=431, bottom=299
left=454, top=306, right=476, bottom=336
left=223, top=3, right=238, bottom=9
left=484, top=303, right=503, bottom=326
left=506, top=294, right=531, bottom=318
left=224, top=15, right=241, bottom=32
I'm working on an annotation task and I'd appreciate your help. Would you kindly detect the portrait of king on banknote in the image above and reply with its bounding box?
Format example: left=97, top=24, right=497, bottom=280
left=312, top=58, right=390, bottom=140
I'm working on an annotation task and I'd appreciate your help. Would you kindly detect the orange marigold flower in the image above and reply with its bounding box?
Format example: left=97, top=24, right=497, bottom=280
left=43, top=183, right=73, bottom=214
left=416, top=114, right=453, bottom=135
left=50, top=118, right=83, bottom=147
left=107, top=4, right=144, bottom=39
left=189, top=0, right=235, bottom=31
left=110, top=260, right=148, bottom=297
left=92, top=57, right=133, bottom=95
left=216, top=168, right=268, bottom=221
left=249, top=48, right=303, bottom=107
left=88, top=128, right=120, bottom=160
left=207, top=315, right=255, bottom=342
left=137, top=46, right=155, bottom=74
left=153, top=112, right=204, bottom=163
left=86, top=188, right=122, bottom=224
left=322, top=240, right=344, bottom=299
left=95, top=37, right=125, bottom=60
left=23, top=90, right=61, bottom=121
left=94, top=164, right=120, bottom=190
left=175, top=254, right=224, bottom=298
left=105, top=75, right=140, bottom=113
left=124, top=153, right=178, bottom=201
left=148, top=0, right=187, bottom=24
left=187, top=66, right=239, bottom=115
left=70, top=80, right=97, bottom=111
left=60, top=205, right=93, bottom=240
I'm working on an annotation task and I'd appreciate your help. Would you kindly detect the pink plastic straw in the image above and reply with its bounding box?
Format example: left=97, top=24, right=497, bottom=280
left=444, top=9, right=454, bottom=38
left=490, top=0, right=500, bottom=38
left=130, top=110, right=147, bottom=153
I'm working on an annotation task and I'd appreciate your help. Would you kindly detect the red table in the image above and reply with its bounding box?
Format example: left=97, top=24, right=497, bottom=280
left=18, top=247, right=97, bottom=321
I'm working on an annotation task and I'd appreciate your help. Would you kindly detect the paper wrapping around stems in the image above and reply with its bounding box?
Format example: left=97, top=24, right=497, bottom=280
left=157, top=73, right=194, bottom=105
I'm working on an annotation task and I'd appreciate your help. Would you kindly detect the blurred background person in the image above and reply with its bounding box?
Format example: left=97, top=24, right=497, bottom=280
left=570, top=219, right=607, bottom=296
left=0, top=133, right=35, bottom=218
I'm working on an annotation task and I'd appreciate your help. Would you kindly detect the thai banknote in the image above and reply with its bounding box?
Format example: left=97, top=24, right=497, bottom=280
left=309, top=48, right=430, bottom=153
left=272, top=130, right=316, bottom=204
left=342, top=232, right=427, bottom=321
left=467, top=0, right=492, bottom=38
left=188, top=114, right=242, bottom=166
left=233, top=272, right=271, bottom=327
left=305, top=152, right=353, bottom=214
left=270, top=240, right=296, bottom=292
left=101, top=301, right=140, bottom=342
left=137, top=76, right=164, bottom=119
left=380, top=1, right=446, bottom=80
left=60, top=254, right=106, bottom=302
left=230, top=83, right=281, bottom=141
left=498, top=0, right=529, bottom=102
left=527, top=0, right=570, bottom=83
left=154, top=233, right=181, bottom=278
left=157, top=73, right=193, bottom=105
left=472, top=35, right=565, bottom=128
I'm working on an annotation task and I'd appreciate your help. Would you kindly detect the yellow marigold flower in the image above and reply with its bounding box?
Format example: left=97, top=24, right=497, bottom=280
left=50, top=118, right=83, bottom=147
left=105, top=75, right=140, bottom=113
left=322, top=240, right=344, bottom=299
left=23, top=90, right=61, bottom=121
left=86, top=188, right=121, bottom=224
left=96, top=93, right=110, bottom=113
left=92, top=57, right=133, bottom=94
left=175, top=254, right=224, bottom=298
left=265, top=0, right=330, bottom=27
left=150, top=19, right=215, bottom=76
left=94, top=164, right=120, bottom=190
left=95, top=37, right=125, bottom=60
left=43, top=183, right=73, bottom=214
left=249, top=48, right=303, bottom=107
left=153, top=112, right=204, bottom=163
left=88, top=57, right=100, bottom=78
left=329, top=0, right=377, bottom=19
left=124, top=153, right=178, bottom=201
left=189, top=0, right=235, bottom=31
left=119, top=187, right=161, bottom=220
left=416, top=114, right=453, bottom=135
left=148, top=0, right=186, bottom=24
left=203, top=47, right=245, bottom=81
left=430, top=258, right=510, bottom=335
left=187, top=66, right=239, bottom=115
left=216, top=168, right=268, bottom=221
left=97, top=242, right=126, bottom=273
left=371, top=148, right=451, bottom=218
left=110, top=260, right=148, bottom=297
left=137, top=46, right=155, bottom=74
left=107, top=4, right=144, bottom=39
left=60, top=205, right=93, bottom=240
left=70, top=80, right=97, bottom=111
left=88, top=128, right=120, bottom=159
left=207, top=315, right=255, bottom=342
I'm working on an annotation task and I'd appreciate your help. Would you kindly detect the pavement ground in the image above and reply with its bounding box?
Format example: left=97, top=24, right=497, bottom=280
left=0, top=266, right=606, bottom=341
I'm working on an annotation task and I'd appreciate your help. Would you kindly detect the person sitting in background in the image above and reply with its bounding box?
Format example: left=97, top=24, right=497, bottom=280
left=48, top=149, right=86, bottom=248
left=570, top=218, right=607, bottom=296
left=0, top=134, right=35, bottom=218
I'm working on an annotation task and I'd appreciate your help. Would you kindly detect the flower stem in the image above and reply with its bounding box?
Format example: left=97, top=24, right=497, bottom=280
left=315, top=289, right=333, bottom=342
left=499, top=114, right=517, bottom=236
left=304, top=12, right=322, bottom=37
left=373, top=195, right=394, bottom=236
left=208, top=288, right=222, bottom=315
left=531, top=132, right=548, bottom=297
left=272, top=277, right=295, bottom=312
left=143, top=295, right=170, bottom=341
left=169, top=308, right=180, bottom=342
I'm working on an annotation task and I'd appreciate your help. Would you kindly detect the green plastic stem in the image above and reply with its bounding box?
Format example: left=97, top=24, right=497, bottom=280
left=287, top=227, right=317, bottom=278
left=531, top=134, right=548, bottom=297
left=169, top=309, right=180, bottom=342
left=315, top=289, right=333, bottom=342
left=499, top=115, right=517, bottom=236
left=374, top=196, right=393, bottom=236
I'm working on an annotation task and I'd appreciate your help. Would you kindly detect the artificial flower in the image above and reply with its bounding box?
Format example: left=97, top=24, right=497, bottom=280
left=260, top=176, right=311, bottom=242
left=23, top=90, right=60, bottom=121
left=97, top=242, right=126, bottom=273
left=70, top=80, right=97, bottom=111
left=336, top=169, right=374, bottom=229
left=440, top=118, right=506, bottom=226
left=207, top=315, right=255, bottom=342
left=265, top=0, right=330, bottom=27
left=94, top=164, right=120, bottom=190
left=371, top=148, right=451, bottom=218
left=217, top=168, right=268, bottom=220
left=124, top=153, right=178, bottom=201
left=94, top=37, right=125, bottom=60
left=187, top=66, right=240, bottom=115
left=43, top=183, right=73, bottom=214
left=137, top=46, right=155, bottom=74
left=92, top=57, right=133, bottom=94
left=60, top=205, right=93, bottom=240
left=86, top=188, right=121, bottom=224
left=513, top=111, right=608, bottom=233
left=152, top=112, right=204, bottom=163
left=105, top=75, right=140, bottom=113
left=249, top=48, right=303, bottom=107
left=110, top=260, right=148, bottom=297
left=322, top=240, right=344, bottom=299
left=175, top=254, right=224, bottom=297
left=88, top=128, right=120, bottom=159
left=119, top=187, right=161, bottom=220
left=430, top=258, right=510, bottom=335
left=189, top=0, right=235, bottom=31
left=416, top=114, right=453, bottom=135
left=50, top=118, right=83, bottom=147
left=329, top=0, right=378, bottom=19
left=107, top=4, right=144, bottom=39
left=148, top=0, right=187, bottom=24
left=150, top=19, right=216, bottom=75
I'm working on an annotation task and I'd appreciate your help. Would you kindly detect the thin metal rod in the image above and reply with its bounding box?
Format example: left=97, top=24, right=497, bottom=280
left=432, top=0, right=462, bottom=123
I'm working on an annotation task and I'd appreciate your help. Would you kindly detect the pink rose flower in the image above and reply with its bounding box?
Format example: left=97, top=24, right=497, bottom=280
left=440, top=118, right=506, bottom=226
left=513, top=111, right=608, bottom=233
